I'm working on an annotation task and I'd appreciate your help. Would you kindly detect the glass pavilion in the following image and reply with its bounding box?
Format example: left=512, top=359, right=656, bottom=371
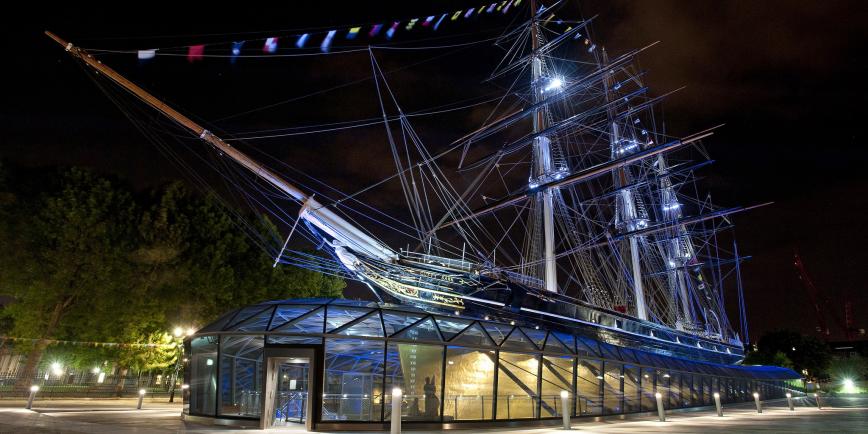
left=182, top=298, right=803, bottom=430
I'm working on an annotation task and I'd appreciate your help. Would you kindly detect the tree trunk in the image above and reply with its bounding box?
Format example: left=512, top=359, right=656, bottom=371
left=115, top=366, right=129, bottom=397
left=14, top=300, right=67, bottom=391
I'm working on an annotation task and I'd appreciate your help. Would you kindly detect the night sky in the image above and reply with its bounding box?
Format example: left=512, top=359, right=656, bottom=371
left=4, top=1, right=867, bottom=342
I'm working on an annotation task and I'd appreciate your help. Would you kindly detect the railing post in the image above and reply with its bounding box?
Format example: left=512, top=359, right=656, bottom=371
left=713, top=392, right=723, bottom=417
left=390, top=388, right=402, bottom=434
left=560, top=391, right=570, bottom=430
left=655, top=392, right=665, bottom=422
left=753, top=392, right=762, bottom=413
left=137, top=389, right=146, bottom=410
left=26, top=385, right=39, bottom=410
left=786, top=392, right=794, bottom=411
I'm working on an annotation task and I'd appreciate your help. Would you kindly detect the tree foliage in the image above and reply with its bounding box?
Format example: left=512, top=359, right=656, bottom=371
left=743, top=330, right=831, bottom=378
left=0, top=166, right=344, bottom=378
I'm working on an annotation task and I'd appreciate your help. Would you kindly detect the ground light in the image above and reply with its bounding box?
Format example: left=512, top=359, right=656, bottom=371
left=842, top=378, right=856, bottom=393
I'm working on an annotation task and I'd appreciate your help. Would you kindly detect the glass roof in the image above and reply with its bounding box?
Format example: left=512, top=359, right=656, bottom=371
left=196, top=298, right=801, bottom=381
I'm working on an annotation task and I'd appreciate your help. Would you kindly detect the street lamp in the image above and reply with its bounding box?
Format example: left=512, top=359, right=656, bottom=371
left=168, top=326, right=191, bottom=403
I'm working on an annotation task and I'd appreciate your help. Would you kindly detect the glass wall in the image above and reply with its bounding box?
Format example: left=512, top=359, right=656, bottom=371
left=576, top=360, right=602, bottom=415
left=219, top=335, right=264, bottom=417
left=443, top=347, right=495, bottom=421
left=623, top=365, right=641, bottom=412
left=603, top=362, right=623, bottom=414
left=186, top=301, right=803, bottom=424
left=322, top=338, right=384, bottom=421
left=190, top=336, right=218, bottom=416
left=496, top=352, right=540, bottom=420
left=385, top=343, right=443, bottom=421
left=541, top=355, right=574, bottom=417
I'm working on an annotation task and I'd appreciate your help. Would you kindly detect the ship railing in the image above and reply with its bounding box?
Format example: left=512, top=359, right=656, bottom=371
left=399, top=251, right=477, bottom=273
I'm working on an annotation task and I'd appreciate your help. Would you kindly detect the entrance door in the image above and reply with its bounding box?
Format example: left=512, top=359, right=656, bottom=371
left=262, top=348, right=316, bottom=431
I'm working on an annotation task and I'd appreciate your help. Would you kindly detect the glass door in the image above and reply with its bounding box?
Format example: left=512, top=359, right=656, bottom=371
left=271, top=357, right=310, bottom=427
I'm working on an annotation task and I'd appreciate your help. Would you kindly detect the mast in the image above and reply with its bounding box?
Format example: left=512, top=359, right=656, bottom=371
left=530, top=0, right=558, bottom=293
left=45, top=31, right=396, bottom=263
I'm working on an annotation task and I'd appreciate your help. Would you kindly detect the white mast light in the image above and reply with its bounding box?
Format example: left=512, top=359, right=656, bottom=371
left=543, top=76, right=564, bottom=93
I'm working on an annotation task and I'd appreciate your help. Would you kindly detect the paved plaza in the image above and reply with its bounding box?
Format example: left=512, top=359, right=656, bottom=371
left=0, top=396, right=865, bottom=433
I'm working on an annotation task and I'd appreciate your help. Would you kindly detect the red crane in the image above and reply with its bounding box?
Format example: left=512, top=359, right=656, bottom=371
left=793, top=252, right=854, bottom=340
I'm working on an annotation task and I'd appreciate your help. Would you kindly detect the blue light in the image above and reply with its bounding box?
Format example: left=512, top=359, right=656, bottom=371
left=296, top=33, right=309, bottom=48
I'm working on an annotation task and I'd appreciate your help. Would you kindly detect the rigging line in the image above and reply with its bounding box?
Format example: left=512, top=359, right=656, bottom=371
left=212, top=39, right=495, bottom=123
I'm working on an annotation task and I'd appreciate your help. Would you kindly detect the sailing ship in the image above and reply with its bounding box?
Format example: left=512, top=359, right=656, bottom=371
left=45, top=2, right=758, bottom=365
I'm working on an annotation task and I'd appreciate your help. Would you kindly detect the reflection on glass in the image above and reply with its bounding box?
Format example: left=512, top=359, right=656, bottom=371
left=669, top=372, right=682, bottom=408
left=190, top=336, right=218, bottom=416
left=385, top=343, right=443, bottom=421
left=322, top=339, right=384, bottom=421
left=541, top=355, right=573, bottom=417
left=656, top=369, right=670, bottom=409
left=603, top=362, right=623, bottom=414
left=444, top=347, right=495, bottom=421
left=640, top=367, right=655, bottom=411
left=219, top=335, right=263, bottom=417
left=623, top=365, right=640, bottom=412
left=496, top=352, right=540, bottom=419
left=576, top=360, right=602, bottom=415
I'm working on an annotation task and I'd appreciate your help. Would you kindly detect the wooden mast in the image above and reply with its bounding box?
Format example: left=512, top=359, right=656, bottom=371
left=44, top=31, right=307, bottom=203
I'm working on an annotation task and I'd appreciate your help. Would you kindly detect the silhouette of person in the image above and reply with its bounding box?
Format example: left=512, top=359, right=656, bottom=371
left=423, top=376, right=439, bottom=417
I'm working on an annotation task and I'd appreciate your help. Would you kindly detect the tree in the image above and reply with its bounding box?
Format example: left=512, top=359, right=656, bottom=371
left=747, top=330, right=832, bottom=378
left=1, top=168, right=137, bottom=388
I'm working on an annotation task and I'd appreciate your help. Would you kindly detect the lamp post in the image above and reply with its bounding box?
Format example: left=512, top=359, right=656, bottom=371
left=168, top=327, right=190, bottom=403
left=26, top=385, right=39, bottom=410
left=560, top=390, right=570, bottom=430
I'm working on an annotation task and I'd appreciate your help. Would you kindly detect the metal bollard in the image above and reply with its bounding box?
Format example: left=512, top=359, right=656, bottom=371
left=137, top=389, right=146, bottom=410
left=753, top=392, right=762, bottom=413
left=814, top=393, right=822, bottom=410
left=713, top=392, right=723, bottom=417
left=560, top=390, right=570, bottom=430
left=390, top=387, right=402, bottom=434
left=26, top=385, right=39, bottom=410
left=655, top=392, right=666, bottom=422
left=786, top=393, right=794, bottom=411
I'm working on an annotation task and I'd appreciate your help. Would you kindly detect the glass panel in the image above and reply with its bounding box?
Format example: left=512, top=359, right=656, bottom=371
left=656, top=370, right=671, bottom=409
left=543, top=333, right=571, bottom=354
left=599, top=343, right=621, bottom=361
left=603, top=362, right=623, bottom=414
left=520, top=327, right=547, bottom=350
left=669, top=372, right=682, bottom=408
left=392, top=317, right=442, bottom=342
left=190, top=336, right=218, bottom=416
left=435, top=317, right=473, bottom=340
left=576, top=360, right=602, bottom=415
left=482, top=323, right=513, bottom=345
left=336, top=312, right=384, bottom=337
left=272, top=358, right=309, bottom=426
left=541, top=355, right=573, bottom=418
left=681, top=374, right=692, bottom=407
left=219, top=335, right=264, bottom=417
left=274, top=306, right=326, bottom=334
left=443, top=347, right=495, bottom=421
left=385, top=343, right=443, bottom=421
left=623, top=365, right=640, bottom=412
left=576, top=337, right=601, bottom=358
left=322, top=339, right=384, bottom=421
left=500, top=328, right=537, bottom=352
left=451, top=323, right=495, bottom=347
left=496, top=352, right=540, bottom=419
left=703, top=376, right=712, bottom=405
left=266, top=335, right=323, bottom=345
left=551, top=332, right=576, bottom=354
left=382, top=311, right=425, bottom=336
left=270, top=305, right=318, bottom=330
left=233, top=307, right=275, bottom=332
left=226, top=305, right=270, bottom=329
left=640, top=367, right=655, bottom=411
left=326, top=307, right=373, bottom=332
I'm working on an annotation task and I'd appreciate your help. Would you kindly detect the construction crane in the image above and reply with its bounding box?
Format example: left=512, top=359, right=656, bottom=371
left=793, top=251, right=854, bottom=340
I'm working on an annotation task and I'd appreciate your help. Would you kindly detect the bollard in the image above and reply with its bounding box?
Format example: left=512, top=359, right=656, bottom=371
left=26, top=385, right=39, bottom=410
left=137, top=389, right=146, bottom=410
left=753, top=392, right=762, bottom=413
left=786, top=393, right=794, bottom=411
left=655, top=392, right=666, bottom=422
left=713, top=392, right=723, bottom=417
left=390, top=387, right=402, bottom=434
left=560, top=390, right=570, bottom=430
left=814, top=393, right=822, bottom=410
